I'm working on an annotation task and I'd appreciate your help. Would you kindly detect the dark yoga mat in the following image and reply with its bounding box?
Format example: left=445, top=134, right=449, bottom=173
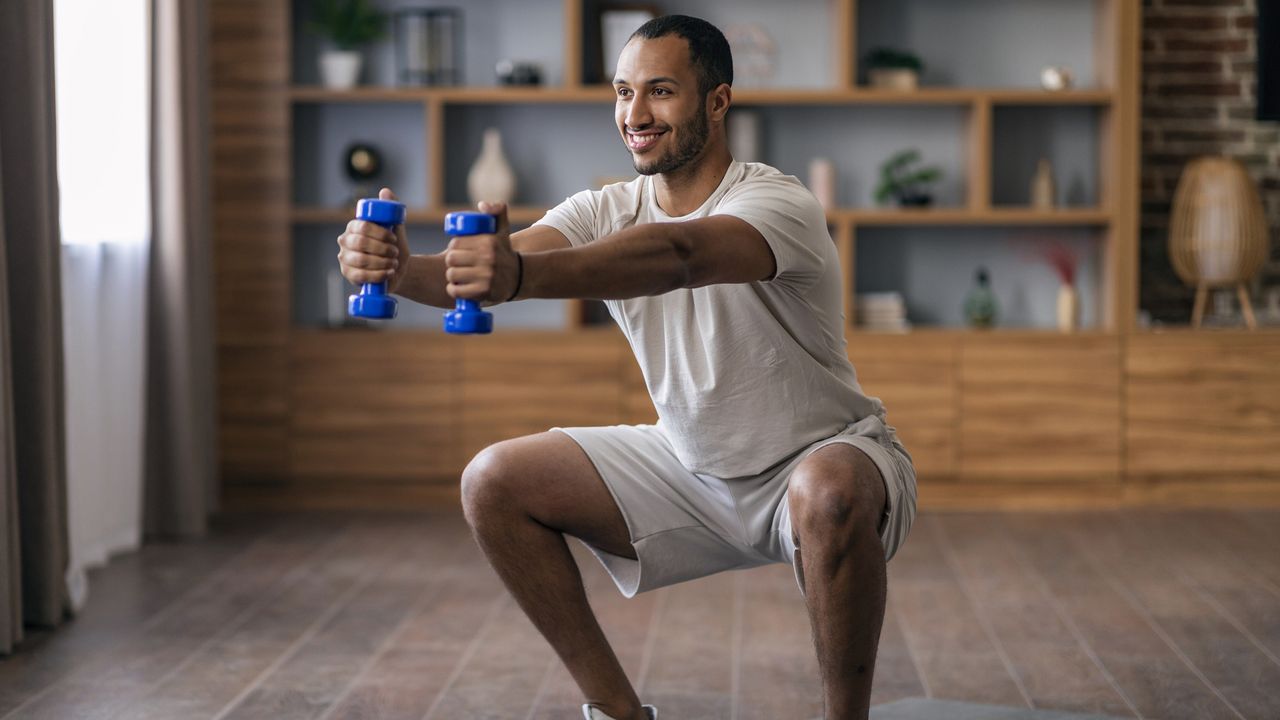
left=869, top=698, right=1130, bottom=720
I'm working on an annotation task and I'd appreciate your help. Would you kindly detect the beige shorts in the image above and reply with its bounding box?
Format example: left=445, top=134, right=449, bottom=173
left=551, top=414, right=917, bottom=597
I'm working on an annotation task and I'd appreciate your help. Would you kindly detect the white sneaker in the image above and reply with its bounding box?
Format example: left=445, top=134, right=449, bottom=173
left=580, top=703, right=658, bottom=720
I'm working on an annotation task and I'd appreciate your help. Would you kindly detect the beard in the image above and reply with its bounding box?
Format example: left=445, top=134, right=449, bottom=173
left=630, top=106, right=710, bottom=176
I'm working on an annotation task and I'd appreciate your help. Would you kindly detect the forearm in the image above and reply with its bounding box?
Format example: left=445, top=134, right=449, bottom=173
left=393, top=253, right=455, bottom=309
left=519, top=223, right=691, bottom=301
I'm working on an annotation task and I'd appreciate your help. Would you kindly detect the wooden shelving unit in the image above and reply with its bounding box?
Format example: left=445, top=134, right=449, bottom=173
left=210, top=0, right=1280, bottom=509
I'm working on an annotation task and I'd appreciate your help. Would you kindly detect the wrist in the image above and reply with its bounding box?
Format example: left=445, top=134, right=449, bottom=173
left=505, top=252, right=524, bottom=303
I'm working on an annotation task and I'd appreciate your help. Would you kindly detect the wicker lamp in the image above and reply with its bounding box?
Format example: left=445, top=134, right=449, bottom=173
left=1168, top=156, right=1269, bottom=329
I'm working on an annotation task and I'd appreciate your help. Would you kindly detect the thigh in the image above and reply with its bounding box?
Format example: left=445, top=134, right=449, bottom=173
left=472, top=430, right=636, bottom=560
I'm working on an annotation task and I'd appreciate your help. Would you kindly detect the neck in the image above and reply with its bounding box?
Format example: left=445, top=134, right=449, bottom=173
left=652, top=137, right=733, bottom=217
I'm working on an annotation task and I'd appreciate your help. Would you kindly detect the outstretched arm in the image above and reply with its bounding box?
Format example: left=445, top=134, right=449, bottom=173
left=444, top=203, right=778, bottom=304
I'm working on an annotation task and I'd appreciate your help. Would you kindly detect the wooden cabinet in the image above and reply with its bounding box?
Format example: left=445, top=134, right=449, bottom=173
left=959, top=334, right=1122, bottom=480
left=1126, top=332, right=1280, bottom=477
left=848, top=333, right=959, bottom=477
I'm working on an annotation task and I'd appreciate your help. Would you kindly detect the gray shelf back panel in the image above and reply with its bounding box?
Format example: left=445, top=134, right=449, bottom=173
left=444, top=104, right=636, bottom=207
left=992, top=105, right=1100, bottom=207
left=737, top=105, right=969, bottom=208
left=295, top=222, right=570, bottom=330
left=293, top=102, right=429, bottom=208
left=854, top=226, right=1102, bottom=329
left=857, top=0, right=1098, bottom=88
left=293, top=0, right=565, bottom=87
left=638, top=0, right=834, bottom=88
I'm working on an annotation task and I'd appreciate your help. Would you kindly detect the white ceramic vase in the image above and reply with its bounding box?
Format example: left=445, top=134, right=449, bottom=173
left=467, top=128, right=516, bottom=205
left=1056, top=283, right=1078, bottom=332
left=319, top=50, right=363, bottom=89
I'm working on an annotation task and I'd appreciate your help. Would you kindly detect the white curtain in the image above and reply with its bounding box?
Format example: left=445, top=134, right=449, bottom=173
left=54, top=0, right=149, bottom=610
left=59, top=244, right=147, bottom=609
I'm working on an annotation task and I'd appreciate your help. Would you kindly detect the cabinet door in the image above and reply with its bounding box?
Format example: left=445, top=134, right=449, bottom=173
left=289, top=331, right=459, bottom=481
left=1127, top=333, right=1280, bottom=476
left=959, top=334, right=1121, bottom=480
left=848, top=333, right=959, bottom=477
left=460, top=333, right=627, bottom=461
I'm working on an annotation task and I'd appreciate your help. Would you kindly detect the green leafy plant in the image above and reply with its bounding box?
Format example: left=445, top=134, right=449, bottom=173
left=874, top=148, right=942, bottom=206
left=307, top=0, right=388, bottom=50
left=864, top=47, right=924, bottom=73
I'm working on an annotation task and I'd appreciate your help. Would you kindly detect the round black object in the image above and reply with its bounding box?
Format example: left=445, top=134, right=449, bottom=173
left=345, top=143, right=383, bottom=181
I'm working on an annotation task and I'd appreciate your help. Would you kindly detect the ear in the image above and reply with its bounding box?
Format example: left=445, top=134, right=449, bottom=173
left=707, top=83, right=732, bottom=123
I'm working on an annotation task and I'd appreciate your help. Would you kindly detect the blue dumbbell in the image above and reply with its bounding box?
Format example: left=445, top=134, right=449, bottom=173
left=443, top=212, right=498, bottom=334
left=347, top=198, right=407, bottom=319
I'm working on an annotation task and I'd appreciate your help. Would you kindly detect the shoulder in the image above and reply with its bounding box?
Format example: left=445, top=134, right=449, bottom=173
left=719, top=163, right=823, bottom=216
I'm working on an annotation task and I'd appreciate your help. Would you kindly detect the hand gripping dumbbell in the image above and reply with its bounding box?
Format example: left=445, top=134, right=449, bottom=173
left=347, top=198, right=407, bottom=320
left=443, top=211, right=498, bottom=335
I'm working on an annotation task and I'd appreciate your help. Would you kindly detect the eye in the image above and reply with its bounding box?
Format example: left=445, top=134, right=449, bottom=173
left=615, top=87, right=632, bottom=98
left=652, top=87, right=671, bottom=96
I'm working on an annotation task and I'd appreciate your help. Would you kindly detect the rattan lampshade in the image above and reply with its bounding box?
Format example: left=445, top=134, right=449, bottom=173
left=1168, top=156, right=1269, bottom=328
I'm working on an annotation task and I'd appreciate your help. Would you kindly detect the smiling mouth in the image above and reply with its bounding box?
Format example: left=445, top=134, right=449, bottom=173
left=626, top=130, right=666, bottom=151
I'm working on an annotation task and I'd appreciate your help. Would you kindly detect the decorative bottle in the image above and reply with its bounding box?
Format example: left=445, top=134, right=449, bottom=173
left=964, top=267, right=998, bottom=328
left=467, top=127, right=516, bottom=205
left=1031, top=157, right=1055, bottom=209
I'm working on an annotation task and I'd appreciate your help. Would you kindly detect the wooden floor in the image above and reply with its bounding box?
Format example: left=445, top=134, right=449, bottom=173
left=0, top=508, right=1278, bottom=720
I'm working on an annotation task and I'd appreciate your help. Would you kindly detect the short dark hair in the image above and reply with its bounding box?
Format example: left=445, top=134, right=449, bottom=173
left=630, top=15, right=733, bottom=96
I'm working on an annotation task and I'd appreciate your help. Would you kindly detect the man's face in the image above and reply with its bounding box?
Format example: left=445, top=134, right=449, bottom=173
left=613, top=35, right=711, bottom=176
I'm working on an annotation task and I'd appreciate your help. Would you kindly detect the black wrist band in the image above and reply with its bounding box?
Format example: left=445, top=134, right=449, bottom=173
left=505, top=252, right=524, bottom=302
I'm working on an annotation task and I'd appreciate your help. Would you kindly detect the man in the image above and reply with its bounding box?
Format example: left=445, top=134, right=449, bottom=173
left=337, top=15, right=916, bottom=720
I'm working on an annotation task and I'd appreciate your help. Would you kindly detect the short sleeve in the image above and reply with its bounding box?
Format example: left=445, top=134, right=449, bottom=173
left=534, top=188, right=601, bottom=248
left=713, top=174, right=828, bottom=289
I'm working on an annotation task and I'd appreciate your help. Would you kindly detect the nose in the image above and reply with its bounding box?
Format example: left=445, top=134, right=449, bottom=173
left=625, top=94, right=652, bottom=129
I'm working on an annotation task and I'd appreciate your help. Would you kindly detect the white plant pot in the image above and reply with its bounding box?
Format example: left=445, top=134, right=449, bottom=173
left=320, top=50, right=363, bottom=89
left=1056, top=283, right=1079, bottom=333
left=869, top=68, right=918, bottom=91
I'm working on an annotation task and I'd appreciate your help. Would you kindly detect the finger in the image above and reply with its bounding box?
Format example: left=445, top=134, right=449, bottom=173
left=379, top=186, right=399, bottom=202
left=445, top=265, right=492, bottom=286
left=443, top=249, right=480, bottom=268
left=345, top=220, right=398, bottom=246
left=447, top=281, right=489, bottom=300
left=345, top=267, right=396, bottom=285
left=340, top=231, right=398, bottom=258
left=478, top=201, right=510, bottom=237
left=340, top=248, right=399, bottom=271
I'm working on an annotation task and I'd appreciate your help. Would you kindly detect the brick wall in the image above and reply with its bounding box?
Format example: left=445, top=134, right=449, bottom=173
left=1141, top=0, right=1280, bottom=322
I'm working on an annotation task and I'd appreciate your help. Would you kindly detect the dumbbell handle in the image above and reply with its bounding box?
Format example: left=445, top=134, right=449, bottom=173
left=444, top=212, right=498, bottom=334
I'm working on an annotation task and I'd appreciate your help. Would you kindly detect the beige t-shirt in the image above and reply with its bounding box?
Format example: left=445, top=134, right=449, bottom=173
left=536, top=161, right=889, bottom=477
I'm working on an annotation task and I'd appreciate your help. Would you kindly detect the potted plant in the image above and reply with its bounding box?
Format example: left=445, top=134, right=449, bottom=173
left=307, top=0, right=388, bottom=89
left=874, top=148, right=942, bottom=207
left=864, top=47, right=923, bottom=90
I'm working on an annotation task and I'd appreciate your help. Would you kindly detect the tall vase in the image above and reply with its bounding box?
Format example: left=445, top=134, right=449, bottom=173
left=1031, top=157, right=1055, bottom=209
left=467, top=128, right=516, bottom=205
left=1056, top=283, right=1078, bottom=332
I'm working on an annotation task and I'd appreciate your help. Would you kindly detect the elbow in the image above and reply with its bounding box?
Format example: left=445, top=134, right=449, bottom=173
left=666, top=225, right=698, bottom=291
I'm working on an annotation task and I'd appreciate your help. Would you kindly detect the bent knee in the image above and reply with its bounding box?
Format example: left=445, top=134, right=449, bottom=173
left=460, top=441, right=525, bottom=524
left=788, top=452, right=884, bottom=539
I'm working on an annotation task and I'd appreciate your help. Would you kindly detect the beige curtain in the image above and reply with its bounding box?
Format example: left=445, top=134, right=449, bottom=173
left=0, top=0, right=72, bottom=654
left=145, top=0, right=218, bottom=539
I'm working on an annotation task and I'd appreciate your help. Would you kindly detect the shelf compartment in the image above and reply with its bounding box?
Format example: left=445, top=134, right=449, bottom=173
left=291, top=0, right=567, bottom=88
left=855, top=0, right=1102, bottom=90
left=292, top=101, right=429, bottom=209
left=852, top=225, right=1104, bottom=330
left=990, top=105, right=1103, bottom=208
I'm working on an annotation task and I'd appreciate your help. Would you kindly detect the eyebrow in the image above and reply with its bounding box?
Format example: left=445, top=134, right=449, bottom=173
left=612, top=76, right=682, bottom=86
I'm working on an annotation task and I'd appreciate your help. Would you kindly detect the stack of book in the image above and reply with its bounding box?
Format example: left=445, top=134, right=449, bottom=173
left=855, top=292, right=910, bottom=332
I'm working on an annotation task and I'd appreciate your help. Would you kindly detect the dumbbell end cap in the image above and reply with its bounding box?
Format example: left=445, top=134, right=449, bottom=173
left=348, top=293, right=398, bottom=319
left=444, top=308, right=493, bottom=334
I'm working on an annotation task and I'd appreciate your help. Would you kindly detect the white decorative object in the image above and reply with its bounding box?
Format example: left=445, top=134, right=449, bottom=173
left=724, top=24, right=776, bottom=87
left=1040, top=66, right=1073, bottom=91
left=1056, top=283, right=1078, bottom=332
left=869, top=68, right=918, bottom=91
left=1031, top=157, right=1056, bottom=209
left=808, top=158, right=836, bottom=210
left=728, top=110, right=762, bottom=163
left=320, top=49, right=363, bottom=89
left=467, top=127, right=517, bottom=204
